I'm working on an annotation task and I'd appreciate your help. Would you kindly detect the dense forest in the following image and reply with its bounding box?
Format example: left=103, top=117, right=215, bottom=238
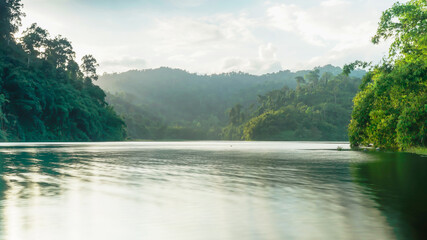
left=0, top=0, right=126, bottom=141
left=348, top=0, right=426, bottom=150
left=100, top=66, right=364, bottom=140
left=2, top=0, right=422, bottom=146
left=223, top=70, right=362, bottom=140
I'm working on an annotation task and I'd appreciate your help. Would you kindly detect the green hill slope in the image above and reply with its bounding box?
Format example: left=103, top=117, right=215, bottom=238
left=99, top=65, right=364, bottom=140
left=0, top=0, right=125, bottom=141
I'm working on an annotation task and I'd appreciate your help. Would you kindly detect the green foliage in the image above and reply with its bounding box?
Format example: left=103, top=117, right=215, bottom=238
left=0, top=0, right=24, bottom=43
left=106, top=93, right=166, bottom=140
left=372, top=0, right=427, bottom=59
left=107, top=92, right=222, bottom=140
left=81, top=55, right=99, bottom=81
left=0, top=1, right=126, bottom=141
left=99, top=68, right=300, bottom=126
left=228, top=70, right=362, bottom=141
left=100, top=65, right=364, bottom=140
left=349, top=0, right=426, bottom=150
left=343, top=61, right=370, bottom=76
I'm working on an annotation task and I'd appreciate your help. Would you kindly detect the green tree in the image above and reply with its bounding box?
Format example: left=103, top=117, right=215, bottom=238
left=45, top=35, right=75, bottom=69
left=295, top=76, right=306, bottom=89
left=0, top=0, right=24, bottom=44
left=305, top=69, right=320, bottom=86
left=0, top=0, right=126, bottom=142
left=21, top=23, right=49, bottom=67
left=81, top=55, right=99, bottom=82
left=349, top=0, right=426, bottom=149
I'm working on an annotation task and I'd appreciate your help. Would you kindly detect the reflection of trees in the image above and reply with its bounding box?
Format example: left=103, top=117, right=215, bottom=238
left=0, top=148, right=81, bottom=200
left=351, top=152, right=427, bottom=240
left=0, top=157, right=7, bottom=236
left=0, top=159, right=7, bottom=200
left=0, top=147, right=86, bottom=237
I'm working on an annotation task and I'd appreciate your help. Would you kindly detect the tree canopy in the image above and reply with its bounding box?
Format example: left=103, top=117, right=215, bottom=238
left=222, top=70, right=361, bottom=141
left=349, top=0, right=426, bottom=149
left=100, top=65, right=364, bottom=140
left=0, top=0, right=126, bottom=141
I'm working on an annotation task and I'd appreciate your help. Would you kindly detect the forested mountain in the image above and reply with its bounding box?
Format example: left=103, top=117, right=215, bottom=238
left=100, top=68, right=295, bottom=123
left=0, top=0, right=126, bottom=141
left=348, top=0, right=426, bottom=150
left=100, top=66, right=364, bottom=140
left=222, top=70, right=362, bottom=140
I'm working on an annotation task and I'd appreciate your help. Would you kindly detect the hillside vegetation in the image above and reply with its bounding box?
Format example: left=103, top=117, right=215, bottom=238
left=0, top=0, right=126, bottom=141
left=223, top=70, right=362, bottom=140
left=348, top=0, right=426, bottom=150
left=99, top=66, right=364, bottom=140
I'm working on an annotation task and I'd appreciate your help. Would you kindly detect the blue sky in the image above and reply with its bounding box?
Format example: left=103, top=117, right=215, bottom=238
left=20, top=0, right=401, bottom=74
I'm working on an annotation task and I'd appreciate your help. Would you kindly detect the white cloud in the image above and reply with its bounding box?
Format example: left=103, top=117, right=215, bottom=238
left=149, top=18, right=224, bottom=48
left=221, top=43, right=282, bottom=75
left=320, top=0, right=350, bottom=7
left=259, top=42, right=277, bottom=60
left=266, top=2, right=378, bottom=48
left=20, top=0, right=397, bottom=74
left=263, top=0, right=392, bottom=71
left=142, top=13, right=261, bottom=73
left=267, top=4, right=300, bottom=32
left=221, top=57, right=282, bottom=75
left=167, top=0, right=207, bottom=7
left=100, top=57, right=147, bottom=73
left=147, top=13, right=257, bottom=53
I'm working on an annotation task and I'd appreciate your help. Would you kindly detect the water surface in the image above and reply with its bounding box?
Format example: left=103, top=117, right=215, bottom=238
left=0, top=141, right=426, bottom=240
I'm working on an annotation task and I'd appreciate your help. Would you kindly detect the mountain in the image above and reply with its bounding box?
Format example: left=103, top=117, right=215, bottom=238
left=98, top=65, right=365, bottom=140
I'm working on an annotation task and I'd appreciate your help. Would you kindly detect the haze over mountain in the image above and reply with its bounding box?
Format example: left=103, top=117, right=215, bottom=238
left=98, top=65, right=365, bottom=140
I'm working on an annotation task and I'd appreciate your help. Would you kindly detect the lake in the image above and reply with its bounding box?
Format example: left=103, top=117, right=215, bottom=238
left=0, top=141, right=426, bottom=240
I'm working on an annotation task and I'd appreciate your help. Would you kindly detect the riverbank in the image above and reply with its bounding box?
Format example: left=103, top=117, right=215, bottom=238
left=407, top=147, right=427, bottom=156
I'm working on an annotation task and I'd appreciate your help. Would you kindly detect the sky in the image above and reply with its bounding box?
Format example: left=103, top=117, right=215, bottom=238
left=19, top=0, right=402, bottom=75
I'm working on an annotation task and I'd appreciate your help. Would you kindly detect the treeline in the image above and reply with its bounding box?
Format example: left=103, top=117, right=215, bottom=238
left=348, top=0, right=426, bottom=150
left=222, top=69, right=361, bottom=140
left=106, top=92, right=214, bottom=140
left=0, top=0, right=125, bottom=141
left=102, top=66, right=364, bottom=140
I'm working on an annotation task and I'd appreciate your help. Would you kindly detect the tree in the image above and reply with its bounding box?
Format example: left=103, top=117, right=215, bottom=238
left=229, top=104, right=245, bottom=125
left=305, top=69, right=320, bottom=86
left=372, top=0, right=427, bottom=59
left=0, top=0, right=24, bottom=44
left=296, top=76, right=306, bottom=89
left=349, top=0, right=426, bottom=149
left=21, top=23, right=49, bottom=67
left=320, top=72, right=333, bottom=86
left=81, top=55, right=99, bottom=82
left=45, top=35, right=75, bottom=69
left=0, top=1, right=126, bottom=142
left=21, top=23, right=49, bottom=56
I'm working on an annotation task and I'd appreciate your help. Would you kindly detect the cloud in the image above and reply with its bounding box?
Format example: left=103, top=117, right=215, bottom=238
left=147, top=13, right=257, bottom=52
left=266, top=4, right=300, bottom=32
left=21, top=0, right=396, bottom=74
left=221, top=43, right=282, bottom=75
left=166, top=0, right=207, bottom=8
left=266, top=2, right=378, bottom=48
left=259, top=43, right=277, bottom=60
left=148, top=18, right=224, bottom=49
left=100, top=57, right=147, bottom=73
left=320, top=0, right=350, bottom=7
left=221, top=57, right=282, bottom=75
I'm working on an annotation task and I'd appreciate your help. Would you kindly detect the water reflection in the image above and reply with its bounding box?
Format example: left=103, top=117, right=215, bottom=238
left=0, top=142, right=425, bottom=239
left=352, top=152, right=427, bottom=240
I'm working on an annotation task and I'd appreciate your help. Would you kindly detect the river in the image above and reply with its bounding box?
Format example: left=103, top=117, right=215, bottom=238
left=0, top=141, right=425, bottom=240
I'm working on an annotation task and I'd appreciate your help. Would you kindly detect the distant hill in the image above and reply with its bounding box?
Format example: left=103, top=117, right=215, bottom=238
left=98, top=65, right=365, bottom=139
left=99, top=67, right=293, bottom=123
